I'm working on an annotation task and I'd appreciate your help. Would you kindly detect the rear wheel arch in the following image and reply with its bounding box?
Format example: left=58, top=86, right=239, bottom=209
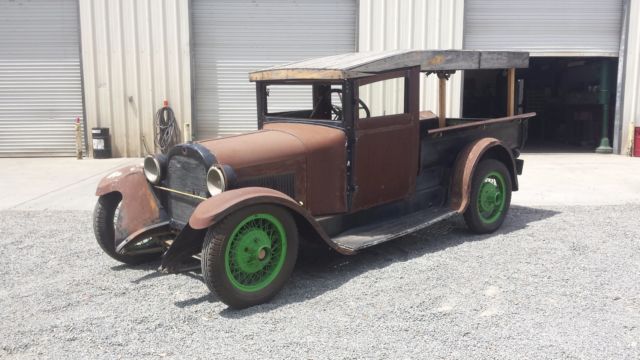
left=480, top=145, right=518, bottom=191
left=450, top=138, right=518, bottom=213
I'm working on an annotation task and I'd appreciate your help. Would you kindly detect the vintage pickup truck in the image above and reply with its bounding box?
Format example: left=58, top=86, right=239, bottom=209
left=93, top=50, right=535, bottom=308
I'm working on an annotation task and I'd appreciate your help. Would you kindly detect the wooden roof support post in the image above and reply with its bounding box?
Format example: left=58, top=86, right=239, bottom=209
left=507, top=68, right=515, bottom=117
left=436, top=72, right=450, bottom=128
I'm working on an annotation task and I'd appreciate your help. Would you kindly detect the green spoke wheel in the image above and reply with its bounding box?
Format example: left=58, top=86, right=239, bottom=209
left=464, top=159, right=512, bottom=234
left=201, top=204, right=298, bottom=309
left=225, top=214, right=287, bottom=292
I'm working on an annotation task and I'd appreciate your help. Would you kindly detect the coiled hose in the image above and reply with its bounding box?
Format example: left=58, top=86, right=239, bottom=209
left=154, top=103, right=180, bottom=154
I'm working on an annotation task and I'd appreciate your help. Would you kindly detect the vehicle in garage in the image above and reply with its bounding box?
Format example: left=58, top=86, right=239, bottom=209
left=93, top=50, right=535, bottom=308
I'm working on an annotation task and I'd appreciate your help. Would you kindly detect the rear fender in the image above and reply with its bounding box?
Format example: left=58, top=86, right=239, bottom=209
left=96, top=165, right=169, bottom=250
left=449, top=138, right=518, bottom=213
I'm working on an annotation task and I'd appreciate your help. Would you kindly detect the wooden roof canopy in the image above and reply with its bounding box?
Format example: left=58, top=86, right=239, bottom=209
left=249, top=50, right=530, bottom=82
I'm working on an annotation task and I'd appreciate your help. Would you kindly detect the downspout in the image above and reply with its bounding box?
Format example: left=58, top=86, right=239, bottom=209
left=596, top=61, right=613, bottom=153
left=612, top=0, right=630, bottom=154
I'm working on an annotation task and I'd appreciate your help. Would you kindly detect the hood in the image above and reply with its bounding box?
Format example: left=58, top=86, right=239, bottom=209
left=199, top=127, right=306, bottom=169
left=198, top=122, right=347, bottom=170
left=198, top=122, right=348, bottom=215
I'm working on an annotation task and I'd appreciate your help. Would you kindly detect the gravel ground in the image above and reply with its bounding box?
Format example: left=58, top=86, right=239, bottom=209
left=1, top=205, right=639, bottom=359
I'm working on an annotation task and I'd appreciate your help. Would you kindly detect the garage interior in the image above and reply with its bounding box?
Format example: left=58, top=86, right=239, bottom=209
left=463, top=57, right=618, bottom=153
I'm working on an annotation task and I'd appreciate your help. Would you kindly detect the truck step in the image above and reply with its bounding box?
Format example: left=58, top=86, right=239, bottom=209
left=331, top=208, right=457, bottom=252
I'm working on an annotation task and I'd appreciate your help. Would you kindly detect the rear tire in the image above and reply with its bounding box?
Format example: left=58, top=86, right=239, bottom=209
left=93, top=193, right=160, bottom=265
left=463, top=159, right=512, bottom=234
left=201, top=204, right=298, bottom=309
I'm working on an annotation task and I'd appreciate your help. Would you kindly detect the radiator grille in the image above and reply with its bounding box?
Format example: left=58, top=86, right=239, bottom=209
left=165, top=155, right=207, bottom=225
left=236, top=173, right=296, bottom=198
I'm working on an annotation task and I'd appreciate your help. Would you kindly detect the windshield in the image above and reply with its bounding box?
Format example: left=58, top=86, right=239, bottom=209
left=265, top=83, right=344, bottom=122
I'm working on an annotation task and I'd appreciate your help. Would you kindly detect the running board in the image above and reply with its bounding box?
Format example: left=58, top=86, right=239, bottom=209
left=331, top=208, right=457, bottom=252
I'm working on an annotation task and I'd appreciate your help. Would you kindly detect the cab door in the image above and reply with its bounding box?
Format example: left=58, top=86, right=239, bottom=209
left=350, top=68, right=420, bottom=211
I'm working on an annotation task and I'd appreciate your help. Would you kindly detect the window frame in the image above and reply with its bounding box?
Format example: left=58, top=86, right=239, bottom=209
left=257, top=80, right=348, bottom=129
left=354, top=69, right=413, bottom=130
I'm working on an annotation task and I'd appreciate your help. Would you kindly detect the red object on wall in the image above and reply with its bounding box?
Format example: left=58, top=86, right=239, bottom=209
left=635, top=127, right=640, bottom=157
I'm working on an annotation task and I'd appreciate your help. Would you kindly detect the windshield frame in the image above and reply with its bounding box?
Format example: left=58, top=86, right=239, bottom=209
left=256, top=79, right=351, bottom=130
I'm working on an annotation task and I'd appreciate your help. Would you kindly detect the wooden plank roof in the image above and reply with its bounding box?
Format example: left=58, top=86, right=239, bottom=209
left=249, top=50, right=530, bottom=81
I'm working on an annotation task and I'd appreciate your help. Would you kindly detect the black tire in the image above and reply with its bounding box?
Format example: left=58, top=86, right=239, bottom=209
left=93, top=193, right=160, bottom=265
left=201, top=204, right=299, bottom=309
left=463, top=159, right=512, bottom=234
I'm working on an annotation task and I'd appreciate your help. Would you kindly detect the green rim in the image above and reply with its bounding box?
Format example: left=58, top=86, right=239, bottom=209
left=224, top=213, right=287, bottom=292
left=476, top=170, right=507, bottom=224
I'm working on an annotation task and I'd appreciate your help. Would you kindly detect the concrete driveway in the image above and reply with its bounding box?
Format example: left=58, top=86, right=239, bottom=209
left=1, top=153, right=639, bottom=211
left=0, top=157, right=139, bottom=211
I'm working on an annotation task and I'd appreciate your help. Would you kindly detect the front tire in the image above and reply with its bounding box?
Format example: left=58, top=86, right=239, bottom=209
left=201, top=204, right=298, bottom=309
left=93, top=193, right=160, bottom=265
left=463, top=159, right=512, bottom=234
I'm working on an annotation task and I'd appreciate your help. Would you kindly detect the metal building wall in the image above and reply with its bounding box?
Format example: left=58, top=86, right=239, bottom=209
left=79, top=0, right=192, bottom=158
left=191, top=0, right=357, bottom=140
left=464, top=0, right=623, bottom=56
left=358, top=0, right=464, bottom=117
left=621, top=0, right=640, bottom=155
left=0, top=0, right=84, bottom=157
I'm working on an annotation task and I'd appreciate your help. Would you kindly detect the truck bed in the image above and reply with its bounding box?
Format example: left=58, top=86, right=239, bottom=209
left=418, top=113, right=535, bottom=172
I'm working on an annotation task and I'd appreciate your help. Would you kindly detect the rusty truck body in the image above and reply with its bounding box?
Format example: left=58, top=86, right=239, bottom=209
left=93, top=50, right=535, bottom=308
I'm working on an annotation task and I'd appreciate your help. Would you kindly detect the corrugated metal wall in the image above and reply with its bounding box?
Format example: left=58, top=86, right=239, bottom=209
left=0, top=0, right=83, bottom=157
left=79, top=0, right=192, bottom=158
left=358, top=0, right=464, bottom=117
left=464, top=0, right=623, bottom=56
left=622, top=0, right=640, bottom=154
left=191, top=0, right=356, bottom=140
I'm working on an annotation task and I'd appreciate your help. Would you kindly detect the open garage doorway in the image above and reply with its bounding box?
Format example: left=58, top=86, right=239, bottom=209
left=463, top=58, right=618, bottom=153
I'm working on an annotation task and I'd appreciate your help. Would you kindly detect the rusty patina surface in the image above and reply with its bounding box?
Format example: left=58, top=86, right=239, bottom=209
left=265, top=123, right=347, bottom=214
left=197, top=122, right=347, bottom=216
left=350, top=67, right=420, bottom=211
left=449, top=138, right=517, bottom=213
left=96, top=165, right=168, bottom=248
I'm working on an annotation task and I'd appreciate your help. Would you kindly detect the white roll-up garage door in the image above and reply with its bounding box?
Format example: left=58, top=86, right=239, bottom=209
left=0, top=0, right=83, bottom=157
left=464, top=0, right=624, bottom=56
left=191, top=0, right=356, bottom=139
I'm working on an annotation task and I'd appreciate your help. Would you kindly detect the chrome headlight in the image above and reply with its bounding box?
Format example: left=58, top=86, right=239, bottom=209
left=143, top=155, right=164, bottom=184
left=207, top=165, right=227, bottom=195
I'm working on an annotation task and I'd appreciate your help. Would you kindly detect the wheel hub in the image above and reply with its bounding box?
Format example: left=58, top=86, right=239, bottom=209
left=476, top=171, right=507, bottom=224
left=235, top=229, right=272, bottom=273
left=479, top=182, right=501, bottom=212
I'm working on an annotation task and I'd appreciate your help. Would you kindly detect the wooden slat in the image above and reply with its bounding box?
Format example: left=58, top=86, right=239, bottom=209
left=438, top=76, right=447, bottom=128
left=507, top=68, right=516, bottom=116
left=428, top=113, right=536, bottom=135
left=249, top=50, right=530, bottom=81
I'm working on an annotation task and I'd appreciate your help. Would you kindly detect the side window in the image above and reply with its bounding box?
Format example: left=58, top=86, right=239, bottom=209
left=358, top=76, right=406, bottom=118
left=266, top=85, right=312, bottom=113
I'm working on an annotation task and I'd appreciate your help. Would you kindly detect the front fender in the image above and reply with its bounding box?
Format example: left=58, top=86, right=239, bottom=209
left=190, top=187, right=301, bottom=228
left=160, top=187, right=349, bottom=273
left=190, top=187, right=349, bottom=254
left=95, top=165, right=169, bottom=250
left=449, top=138, right=518, bottom=213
